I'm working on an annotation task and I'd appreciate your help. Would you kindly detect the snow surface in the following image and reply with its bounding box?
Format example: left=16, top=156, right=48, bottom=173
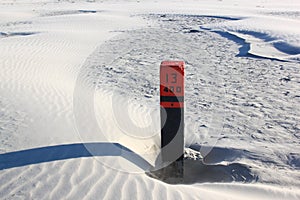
left=0, top=0, right=300, bottom=199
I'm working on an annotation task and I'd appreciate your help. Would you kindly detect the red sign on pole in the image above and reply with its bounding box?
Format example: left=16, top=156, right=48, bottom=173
left=160, top=61, right=184, bottom=108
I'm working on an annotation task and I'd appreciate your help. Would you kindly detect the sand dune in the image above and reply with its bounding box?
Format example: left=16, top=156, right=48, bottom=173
left=0, top=0, right=300, bottom=199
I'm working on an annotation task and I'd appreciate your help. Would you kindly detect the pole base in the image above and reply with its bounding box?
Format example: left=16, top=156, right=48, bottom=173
left=147, top=160, right=184, bottom=184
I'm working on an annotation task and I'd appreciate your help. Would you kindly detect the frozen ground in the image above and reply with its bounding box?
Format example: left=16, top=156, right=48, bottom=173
left=0, top=0, right=300, bottom=199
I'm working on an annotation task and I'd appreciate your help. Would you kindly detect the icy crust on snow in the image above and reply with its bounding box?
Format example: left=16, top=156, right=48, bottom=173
left=201, top=15, right=300, bottom=62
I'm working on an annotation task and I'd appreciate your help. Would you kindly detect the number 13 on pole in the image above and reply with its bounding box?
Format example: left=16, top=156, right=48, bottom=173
left=160, top=61, right=184, bottom=108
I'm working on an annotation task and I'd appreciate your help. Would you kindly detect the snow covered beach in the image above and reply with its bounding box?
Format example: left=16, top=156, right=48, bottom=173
left=0, top=0, right=300, bottom=199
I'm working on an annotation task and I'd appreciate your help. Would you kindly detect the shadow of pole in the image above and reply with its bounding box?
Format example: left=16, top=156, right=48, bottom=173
left=0, top=143, right=152, bottom=171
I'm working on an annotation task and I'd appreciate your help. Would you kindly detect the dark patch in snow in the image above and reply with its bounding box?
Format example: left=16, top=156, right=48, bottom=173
left=175, top=14, right=241, bottom=21
left=0, top=32, right=38, bottom=38
left=188, top=29, right=200, bottom=33
left=0, top=32, right=8, bottom=36
left=41, top=10, right=102, bottom=17
left=287, top=153, right=300, bottom=169
left=279, top=75, right=292, bottom=82
left=78, top=10, right=97, bottom=13
left=273, top=41, right=300, bottom=55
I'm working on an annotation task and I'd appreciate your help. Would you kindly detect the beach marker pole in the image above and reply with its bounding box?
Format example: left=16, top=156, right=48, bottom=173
left=160, top=61, right=184, bottom=178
